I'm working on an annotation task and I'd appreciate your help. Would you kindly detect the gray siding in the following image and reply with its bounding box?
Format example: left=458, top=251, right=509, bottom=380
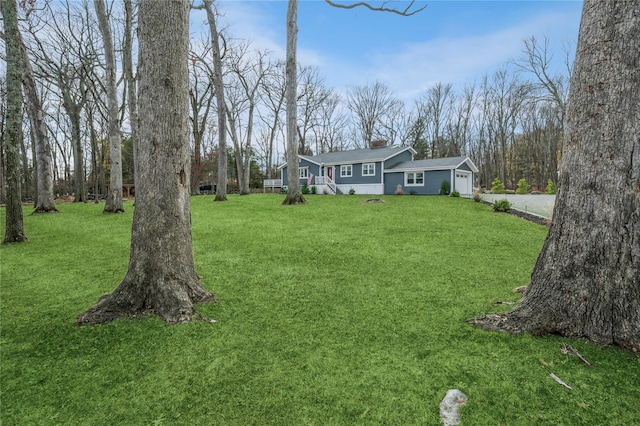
left=458, top=162, right=472, bottom=172
left=281, top=159, right=320, bottom=186
left=384, top=150, right=413, bottom=169
left=384, top=169, right=451, bottom=195
left=335, top=162, right=382, bottom=185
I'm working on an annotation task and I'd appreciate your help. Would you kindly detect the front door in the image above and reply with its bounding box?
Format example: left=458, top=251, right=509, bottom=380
left=327, top=166, right=333, bottom=181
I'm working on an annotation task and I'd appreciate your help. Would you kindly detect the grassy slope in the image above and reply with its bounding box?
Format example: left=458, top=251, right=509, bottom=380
left=1, top=195, right=638, bottom=425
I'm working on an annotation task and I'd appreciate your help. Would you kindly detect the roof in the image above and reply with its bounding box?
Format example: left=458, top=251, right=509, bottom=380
left=385, top=156, right=479, bottom=173
left=299, top=145, right=416, bottom=166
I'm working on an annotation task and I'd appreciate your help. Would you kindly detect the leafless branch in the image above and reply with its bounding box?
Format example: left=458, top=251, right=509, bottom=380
left=324, top=0, right=426, bottom=16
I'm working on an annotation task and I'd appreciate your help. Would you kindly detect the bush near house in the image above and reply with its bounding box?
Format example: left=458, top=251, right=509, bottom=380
left=516, top=178, right=530, bottom=194
left=490, top=177, right=506, bottom=194
left=440, top=180, right=450, bottom=195
left=545, top=179, right=557, bottom=194
left=492, top=198, right=512, bottom=212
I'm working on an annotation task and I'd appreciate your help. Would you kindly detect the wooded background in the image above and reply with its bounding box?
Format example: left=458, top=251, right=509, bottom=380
left=0, top=1, right=571, bottom=201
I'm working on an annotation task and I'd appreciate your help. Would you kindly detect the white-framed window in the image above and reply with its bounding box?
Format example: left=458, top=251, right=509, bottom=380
left=405, top=171, right=424, bottom=186
left=362, top=163, right=375, bottom=176
left=299, top=167, right=309, bottom=179
left=341, top=164, right=353, bottom=177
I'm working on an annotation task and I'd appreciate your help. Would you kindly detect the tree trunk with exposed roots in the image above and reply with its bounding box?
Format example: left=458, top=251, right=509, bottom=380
left=78, top=0, right=214, bottom=325
left=471, top=0, right=640, bottom=353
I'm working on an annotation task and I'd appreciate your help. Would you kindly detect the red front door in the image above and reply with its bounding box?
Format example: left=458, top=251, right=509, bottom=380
left=327, top=166, right=333, bottom=180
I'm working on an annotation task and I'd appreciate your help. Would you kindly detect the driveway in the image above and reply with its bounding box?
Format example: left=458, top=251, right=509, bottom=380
left=481, top=194, right=556, bottom=219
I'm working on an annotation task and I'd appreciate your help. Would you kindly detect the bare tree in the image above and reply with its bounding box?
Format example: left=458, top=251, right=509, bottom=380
left=26, top=0, right=100, bottom=202
left=224, top=41, right=269, bottom=195
left=95, top=0, right=124, bottom=212
left=193, top=0, right=228, bottom=201
left=347, top=81, right=401, bottom=148
left=258, top=59, right=286, bottom=178
left=2, top=0, right=28, bottom=243
left=472, top=0, right=640, bottom=353
left=189, top=40, right=215, bottom=194
left=282, top=0, right=305, bottom=204
left=416, top=82, right=455, bottom=157
left=78, top=0, right=214, bottom=325
left=6, top=12, right=58, bottom=212
left=296, top=65, right=330, bottom=155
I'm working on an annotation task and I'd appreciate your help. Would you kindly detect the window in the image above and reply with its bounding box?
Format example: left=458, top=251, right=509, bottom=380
left=362, top=163, right=375, bottom=176
left=405, top=172, right=424, bottom=186
left=341, top=164, right=352, bottom=177
left=299, top=167, right=309, bottom=179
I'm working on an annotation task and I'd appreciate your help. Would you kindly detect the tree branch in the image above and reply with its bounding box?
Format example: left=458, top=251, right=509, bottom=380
left=324, top=0, right=426, bottom=16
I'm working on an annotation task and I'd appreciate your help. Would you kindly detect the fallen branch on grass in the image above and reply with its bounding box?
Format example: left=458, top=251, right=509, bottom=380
left=561, top=344, right=592, bottom=367
left=549, top=373, right=572, bottom=390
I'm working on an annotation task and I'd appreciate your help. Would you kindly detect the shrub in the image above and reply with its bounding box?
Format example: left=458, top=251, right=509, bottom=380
left=348, top=188, right=355, bottom=195
left=311, top=186, right=317, bottom=194
left=451, top=190, right=460, bottom=197
left=440, top=180, right=450, bottom=195
left=545, top=179, right=556, bottom=194
left=472, top=189, right=482, bottom=202
left=490, top=178, right=506, bottom=194
left=515, top=178, right=530, bottom=194
left=301, top=183, right=310, bottom=194
left=409, top=189, right=416, bottom=195
left=395, top=184, right=404, bottom=195
left=492, top=199, right=512, bottom=212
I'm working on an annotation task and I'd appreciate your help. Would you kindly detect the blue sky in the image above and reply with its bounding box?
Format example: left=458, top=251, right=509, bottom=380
left=199, top=1, right=583, bottom=102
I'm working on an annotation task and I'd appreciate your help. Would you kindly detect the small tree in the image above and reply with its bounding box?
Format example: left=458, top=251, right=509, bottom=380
left=440, top=180, right=450, bottom=195
left=515, top=178, right=530, bottom=194
left=490, top=177, right=506, bottom=194
left=545, top=179, right=556, bottom=194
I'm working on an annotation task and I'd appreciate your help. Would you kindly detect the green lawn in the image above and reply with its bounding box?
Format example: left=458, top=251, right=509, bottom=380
left=1, top=195, right=638, bottom=425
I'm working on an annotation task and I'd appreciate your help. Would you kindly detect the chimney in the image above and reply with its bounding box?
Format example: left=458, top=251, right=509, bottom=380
left=370, top=139, right=387, bottom=149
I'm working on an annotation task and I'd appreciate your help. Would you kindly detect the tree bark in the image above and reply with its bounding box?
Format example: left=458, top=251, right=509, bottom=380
left=2, top=0, right=28, bottom=243
left=199, top=0, right=228, bottom=202
left=471, top=0, right=640, bottom=353
left=19, top=23, right=58, bottom=213
left=282, top=0, right=306, bottom=205
left=78, top=0, right=214, bottom=325
left=96, top=0, right=124, bottom=213
left=123, top=0, right=138, bottom=188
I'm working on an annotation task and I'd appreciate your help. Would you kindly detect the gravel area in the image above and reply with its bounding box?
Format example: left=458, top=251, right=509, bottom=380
left=481, top=194, right=556, bottom=219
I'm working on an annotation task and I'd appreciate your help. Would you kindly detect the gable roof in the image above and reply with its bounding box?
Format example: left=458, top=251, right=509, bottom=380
left=385, top=156, right=479, bottom=173
left=296, top=145, right=416, bottom=166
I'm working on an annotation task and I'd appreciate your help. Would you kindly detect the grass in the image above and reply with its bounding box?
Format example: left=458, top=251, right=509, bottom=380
left=1, top=194, right=638, bottom=425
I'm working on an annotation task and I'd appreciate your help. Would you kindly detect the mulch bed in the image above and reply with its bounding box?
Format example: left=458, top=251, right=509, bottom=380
left=480, top=200, right=550, bottom=226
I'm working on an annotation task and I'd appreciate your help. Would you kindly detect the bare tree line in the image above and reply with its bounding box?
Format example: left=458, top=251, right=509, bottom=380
left=1, top=0, right=572, bottom=206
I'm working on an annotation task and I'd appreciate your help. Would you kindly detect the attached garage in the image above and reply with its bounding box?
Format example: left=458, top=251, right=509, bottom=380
left=454, top=170, right=473, bottom=196
left=384, top=156, right=478, bottom=196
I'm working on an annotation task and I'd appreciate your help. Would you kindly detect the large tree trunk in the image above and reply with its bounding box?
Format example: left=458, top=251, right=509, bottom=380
left=282, top=0, right=306, bottom=205
left=2, top=0, right=28, bottom=244
left=472, top=0, right=640, bottom=353
left=17, top=12, right=57, bottom=213
left=96, top=0, right=124, bottom=213
left=77, top=0, right=214, bottom=325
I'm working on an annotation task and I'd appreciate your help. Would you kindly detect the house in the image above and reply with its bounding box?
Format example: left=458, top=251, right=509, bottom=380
left=278, top=145, right=478, bottom=196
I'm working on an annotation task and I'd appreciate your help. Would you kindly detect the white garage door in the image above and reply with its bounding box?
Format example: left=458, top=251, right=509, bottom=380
left=455, top=171, right=472, bottom=195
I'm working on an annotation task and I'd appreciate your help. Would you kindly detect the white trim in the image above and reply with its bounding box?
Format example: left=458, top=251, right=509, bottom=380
left=362, top=163, right=375, bottom=176
left=299, top=167, right=309, bottom=179
left=404, top=171, right=424, bottom=186
left=340, top=164, right=353, bottom=178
